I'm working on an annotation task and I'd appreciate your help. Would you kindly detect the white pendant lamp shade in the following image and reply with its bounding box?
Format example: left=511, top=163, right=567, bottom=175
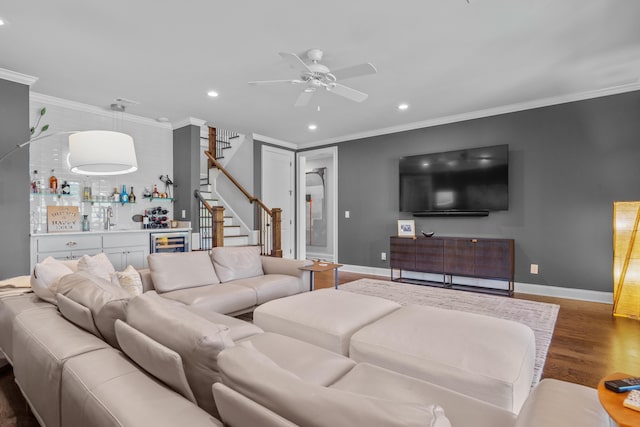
left=68, top=130, right=138, bottom=175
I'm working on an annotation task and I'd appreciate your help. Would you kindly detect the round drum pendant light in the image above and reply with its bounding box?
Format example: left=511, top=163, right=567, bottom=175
left=68, top=130, right=138, bottom=175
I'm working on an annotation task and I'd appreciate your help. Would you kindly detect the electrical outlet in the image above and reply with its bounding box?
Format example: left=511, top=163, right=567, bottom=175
left=530, top=264, right=539, bottom=274
left=381, top=252, right=387, bottom=261
left=181, top=209, right=186, bottom=219
left=345, top=211, right=350, bottom=218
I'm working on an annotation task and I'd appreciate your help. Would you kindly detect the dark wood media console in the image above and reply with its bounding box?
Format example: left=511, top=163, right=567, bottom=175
left=390, top=236, right=515, bottom=296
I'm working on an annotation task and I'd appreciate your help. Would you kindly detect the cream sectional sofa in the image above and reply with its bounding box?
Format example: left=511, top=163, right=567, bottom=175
left=0, top=246, right=310, bottom=427
left=0, top=247, right=611, bottom=427
left=140, top=247, right=310, bottom=314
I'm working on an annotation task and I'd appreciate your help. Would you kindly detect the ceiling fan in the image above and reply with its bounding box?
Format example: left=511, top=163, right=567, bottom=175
left=248, top=48, right=377, bottom=107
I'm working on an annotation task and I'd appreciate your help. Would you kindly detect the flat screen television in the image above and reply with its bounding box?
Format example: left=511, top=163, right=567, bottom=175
left=399, top=144, right=508, bottom=215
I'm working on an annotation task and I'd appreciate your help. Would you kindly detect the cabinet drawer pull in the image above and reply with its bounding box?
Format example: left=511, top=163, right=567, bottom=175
left=66, top=241, right=78, bottom=247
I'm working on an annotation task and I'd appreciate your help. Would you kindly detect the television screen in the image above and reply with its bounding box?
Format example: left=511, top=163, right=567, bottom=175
left=399, top=144, right=508, bottom=213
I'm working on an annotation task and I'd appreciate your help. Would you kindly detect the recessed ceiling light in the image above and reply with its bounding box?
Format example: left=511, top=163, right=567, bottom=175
left=398, top=103, right=409, bottom=111
left=308, top=124, right=317, bottom=131
left=207, top=90, right=219, bottom=98
left=0, top=18, right=5, bottom=26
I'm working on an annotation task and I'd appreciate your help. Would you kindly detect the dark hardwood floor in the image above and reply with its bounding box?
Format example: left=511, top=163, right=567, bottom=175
left=1, top=271, right=638, bottom=425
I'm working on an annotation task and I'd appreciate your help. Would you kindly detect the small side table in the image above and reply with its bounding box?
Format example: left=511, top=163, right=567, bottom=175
left=299, top=261, right=343, bottom=291
left=598, top=372, right=640, bottom=427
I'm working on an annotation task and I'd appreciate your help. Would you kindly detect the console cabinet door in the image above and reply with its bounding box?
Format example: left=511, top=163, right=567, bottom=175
left=444, top=239, right=475, bottom=276
left=415, top=238, right=444, bottom=274
left=390, top=237, right=416, bottom=270
left=474, top=239, right=513, bottom=280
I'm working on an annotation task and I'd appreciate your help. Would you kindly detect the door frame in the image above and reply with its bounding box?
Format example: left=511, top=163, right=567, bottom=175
left=261, top=145, right=295, bottom=258
left=296, top=146, right=338, bottom=262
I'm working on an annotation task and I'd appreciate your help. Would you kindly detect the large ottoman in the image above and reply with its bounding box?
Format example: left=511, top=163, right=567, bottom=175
left=349, top=304, right=536, bottom=414
left=253, top=289, right=401, bottom=355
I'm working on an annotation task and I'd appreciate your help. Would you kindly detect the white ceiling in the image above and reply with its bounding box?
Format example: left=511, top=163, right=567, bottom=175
left=1, top=1, right=640, bottom=148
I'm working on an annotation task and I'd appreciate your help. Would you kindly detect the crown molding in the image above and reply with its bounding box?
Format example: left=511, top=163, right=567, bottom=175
left=29, top=92, right=172, bottom=129
left=0, top=68, right=38, bottom=86
left=172, top=117, right=206, bottom=129
left=297, top=82, right=640, bottom=149
left=253, top=133, right=297, bottom=150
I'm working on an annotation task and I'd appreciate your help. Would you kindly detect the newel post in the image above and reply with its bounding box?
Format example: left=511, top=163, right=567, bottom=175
left=213, top=206, right=225, bottom=248
left=271, top=208, right=283, bottom=257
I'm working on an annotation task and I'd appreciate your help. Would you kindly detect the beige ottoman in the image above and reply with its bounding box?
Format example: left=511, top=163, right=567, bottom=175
left=253, top=289, right=401, bottom=355
left=349, top=304, right=536, bottom=414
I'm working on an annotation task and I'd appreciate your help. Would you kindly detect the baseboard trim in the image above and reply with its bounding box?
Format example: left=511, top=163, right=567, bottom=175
left=340, top=264, right=613, bottom=304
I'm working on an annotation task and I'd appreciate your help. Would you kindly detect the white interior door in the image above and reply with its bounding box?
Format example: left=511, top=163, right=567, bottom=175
left=262, top=145, right=295, bottom=258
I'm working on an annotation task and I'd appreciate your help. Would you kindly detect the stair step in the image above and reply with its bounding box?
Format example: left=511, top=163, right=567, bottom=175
left=224, top=216, right=233, bottom=226
left=224, top=225, right=241, bottom=236
left=224, top=235, right=249, bottom=246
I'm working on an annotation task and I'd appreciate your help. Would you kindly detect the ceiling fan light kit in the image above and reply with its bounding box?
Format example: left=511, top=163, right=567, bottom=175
left=248, top=48, right=377, bottom=107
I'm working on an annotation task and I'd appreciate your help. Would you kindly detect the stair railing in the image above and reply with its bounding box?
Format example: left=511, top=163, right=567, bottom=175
left=194, top=189, right=224, bottom=251
left=204, top=150, right=282, bottom=257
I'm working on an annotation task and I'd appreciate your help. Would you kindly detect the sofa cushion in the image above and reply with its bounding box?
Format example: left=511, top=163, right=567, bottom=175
left=211, top=246, right=263, bottom=283
left=148, top=252, right=220, bottom=293
left=230, top=274, right=303, bottom=305
left=332, top=363, right=516, bottom=427
left=218, top=344, right=452, bottom=427
left=186, top=307, right=263, bottom=341
left=13, top=308, right=110, bottom=427
left=77, top=253, right=116, bottom=281
left=32, top=257, right=75, bottom=304
left=161, top=283, right=257, bottom=314
left=114, top=319, right=196, bottom=404
left=111, top=265, right=144, bottom=297
left=55, top=271, right=131, bottom=348
left=61, top=348, right=222, bottom=427
left=239, top=333, right=356, bottom=387
left=57, top=293, right=103, bottom=339
left=514, top=379, right=609, bottom=427
left=126, top=292, right=234, bottom=416
left=253, top=289, right=401, bottom=355
left=349, top=304, right=536, bottom=414
left=0, top=294, right=56, bottom=364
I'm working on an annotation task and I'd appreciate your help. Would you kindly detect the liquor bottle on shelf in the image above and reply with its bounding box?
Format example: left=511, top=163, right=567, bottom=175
left=129, top=186, right=136, bottom=203
left=120, top=185, right=129, bottom=203
left=31, top=170, right=38, bottom=194
left=49, top=169, right=58, bottom=194
left=61, top=181, right=71, bottom=195
left=112, top=187, right=120, bottom=202
left=152, top=185, right=160, bottom=198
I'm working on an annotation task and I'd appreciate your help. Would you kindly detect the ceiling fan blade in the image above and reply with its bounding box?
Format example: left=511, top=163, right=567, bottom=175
left=279, top=52, right=311, bottom=72
left=331, top=63, right=377, bottom=80
left=328, top=83, right=368, bottom=102
left=248, top=79, right=303, bottom=85
left=294, top=90, right=314, bottom=107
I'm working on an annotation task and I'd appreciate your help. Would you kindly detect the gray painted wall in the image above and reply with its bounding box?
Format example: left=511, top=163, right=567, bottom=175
left=338, top=90, right=640, bottom=293
left=173, top=125, right=201, bottom=231
left=0, top=79, right=30, bottom=279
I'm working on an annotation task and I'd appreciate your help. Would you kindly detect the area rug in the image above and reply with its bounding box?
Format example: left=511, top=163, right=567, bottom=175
left=340, top=278, right=559, bottom=386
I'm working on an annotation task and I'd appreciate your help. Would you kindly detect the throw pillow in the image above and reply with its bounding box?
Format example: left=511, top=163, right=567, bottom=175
left=111, top=265, right=143, bottom=297
left=77, top=253, right=116, bottom=281
left=32, top=257, right=74, bottom=304
left=211, top=246, right=264, bottom=282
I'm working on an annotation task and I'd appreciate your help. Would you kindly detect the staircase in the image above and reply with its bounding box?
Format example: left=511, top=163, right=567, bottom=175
left=196, top=183, right=250, bottom=248
left=195, top=126, right=281, bottom=256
